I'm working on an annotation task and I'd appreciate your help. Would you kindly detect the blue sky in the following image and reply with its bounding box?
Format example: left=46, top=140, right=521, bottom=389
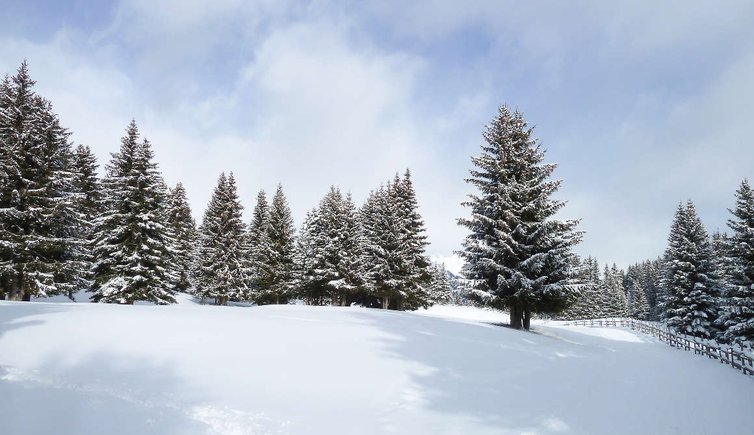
left=2, top=0, right=753, bottom=271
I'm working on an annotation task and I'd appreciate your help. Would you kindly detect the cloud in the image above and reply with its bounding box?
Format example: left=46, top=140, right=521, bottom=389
left=2, top=0, right=754, bottom=271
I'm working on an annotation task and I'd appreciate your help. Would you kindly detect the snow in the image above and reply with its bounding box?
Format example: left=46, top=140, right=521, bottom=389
left=2, top=300, right=754, bottom=434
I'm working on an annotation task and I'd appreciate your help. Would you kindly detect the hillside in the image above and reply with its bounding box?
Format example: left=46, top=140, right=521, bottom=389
left=1, top=300, right=753, bottom=434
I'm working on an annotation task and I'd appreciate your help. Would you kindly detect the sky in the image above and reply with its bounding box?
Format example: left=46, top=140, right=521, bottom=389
left=1, top=0, right=753, bottom=272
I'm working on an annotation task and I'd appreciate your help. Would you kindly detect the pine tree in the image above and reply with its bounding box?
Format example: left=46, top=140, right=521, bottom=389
left=391, top=170, right=432, bottom=310
left=293, top=187, right=358, bottom=305
left=560, top=256, right=603, bottom=320
left=195, top=173, right=251, bottom=305
left=601, top=265, right=628, bottom=317
left=0, top=61, right=81, bottom=301
left=625, top=266, right=649, bottom=320
left=458, top=105, right=582, bottom=329
left=256, top=184, right=295, bottom=304
left=165, top=182, right=197, bottom=292
left=293, top=208, right=329, bottom=305
left=248, top=190, right=271, bottom=292
left=718, top=180, right=754, bottom=343
left=69, top=144, right=102, bottom=296
left=660, top=201, right=720, bottom=338
left=90, top=122, right=175, bottom=304
left=427, top=262, right=453, bottom=305
left=361, top=186, right=402, bottom=309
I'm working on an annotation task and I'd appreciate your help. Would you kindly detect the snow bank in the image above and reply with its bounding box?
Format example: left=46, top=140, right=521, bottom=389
left=1, top=302, right=753, bottom=434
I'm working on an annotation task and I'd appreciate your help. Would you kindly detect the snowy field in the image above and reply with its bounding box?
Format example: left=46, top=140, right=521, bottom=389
left=2, top=298, right=754, bottom=434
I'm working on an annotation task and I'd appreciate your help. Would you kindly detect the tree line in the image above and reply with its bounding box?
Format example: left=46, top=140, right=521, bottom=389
left=456, top=104, right=753, bottom=345
left=554, top=186, right=754, bottom=345
left=0, top=62, right=453, bottom=309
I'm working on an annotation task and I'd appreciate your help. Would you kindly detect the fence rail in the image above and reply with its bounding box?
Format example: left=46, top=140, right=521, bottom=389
left=564, top=318, right=754, bottom=378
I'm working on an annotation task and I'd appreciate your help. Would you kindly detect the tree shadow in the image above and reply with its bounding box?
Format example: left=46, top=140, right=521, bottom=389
left=344, top=309, right=669, bottom=434
left=0, top=351, right=209, bottom=435
left=0, top=302, right=66, bottom=339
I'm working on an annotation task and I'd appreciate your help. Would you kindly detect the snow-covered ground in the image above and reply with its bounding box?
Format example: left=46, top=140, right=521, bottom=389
left=2, top=299, right=753, bottom=434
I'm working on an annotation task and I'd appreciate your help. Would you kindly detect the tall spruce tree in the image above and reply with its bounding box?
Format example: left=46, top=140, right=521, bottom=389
left=718, top=180, right=754, bottom=343
left=166, top=182, right=197, bottom=292
left=427, top=262, right=453, bottom=305
left=0, top=61, right=81, bottom=301
left=361, top=186, right=401, bottom=309
left=391, top=170, right=432, bottom=310
left=91, top=122, right=175, bottom=304
left=603, top=264, right=628, bottom=317
left=195, top=173, right=251, bottom=305
left=255, top=184, right=295, bottom=304
left=248, top=190, right=271, bottom=292
left=294, top=187, right=364, bottom=306
left=70, top=144, right=102, bottom=295
left=661, top=201, right=720, bottom=338
left=560, top=256, right=602, bottom=320
left=458, top=105, right=582, bottom=329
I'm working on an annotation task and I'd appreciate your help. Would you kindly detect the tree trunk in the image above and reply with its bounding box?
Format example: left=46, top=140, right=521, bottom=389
left=382, top=296, right=389, bottom=309
left=509, top=304, right=523, bottom=329
left=9, top=278, right=23, bottom=301
left=522, top=307, right=531, bottom=330
left=275, top=295, right=280, bottom=305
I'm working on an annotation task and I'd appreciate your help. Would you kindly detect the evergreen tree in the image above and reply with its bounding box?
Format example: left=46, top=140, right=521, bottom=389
left=294, top=208, right=329, bottom=305
left=361, top=186, right=402, bottom=309
left=248, top=190, right=271, bottom=292
left=294, top=187, right=364, bottom=306
left=625, top=266, right=649, bottom=320
left=718, top=180, right=754, bottom=343
left=661, top=201, right=720, bottom=338
left=602, top=265, right=628, bottom=317
left=195, top=173, right=250, bottom=305
left=560, top=256, right=603, bottom=319
left=165, top=182, right=197, bottom=292
left=458, top=105, right=582, bottom=329
left=427, top=262, right=453, bottom=305
left=0, top=61, right=81, bottom=300
left=256, top=184, right=295, bottom=304
left=70, top=144, right=102, bottom=296
left=91, top=122, right=175, bottom=304
left=391, top=170, right=432, bottom=310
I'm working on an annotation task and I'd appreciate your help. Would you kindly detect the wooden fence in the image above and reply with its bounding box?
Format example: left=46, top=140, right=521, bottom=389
left=565, top=318, right=754, bottom=378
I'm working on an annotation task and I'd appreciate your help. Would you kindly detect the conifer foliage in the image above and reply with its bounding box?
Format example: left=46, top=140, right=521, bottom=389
left=195, top=173, right=250, bottom=305
left=458, top=105, right=582, bottom=329
left=255, top=184, right=296, bottom=304
left=0, top=61, right=81, bottom=300
left=718, top=180, right=754, bottom=343
left=294, top=187, right=363, bottom=306
left=361, top=172, right=432, bottom=310
left=661, top=201, right=720, bottom=338
left=90, top=121, right=175, bottom=304
left=166, top=182, right=197, bottom=292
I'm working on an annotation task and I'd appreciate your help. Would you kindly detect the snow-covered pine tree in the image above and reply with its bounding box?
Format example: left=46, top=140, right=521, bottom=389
left=247, top=190, right=271, bottom=293
left=0, top=61, right=81, bottom=301
left=255, top=184, right=295, bottom=304
left=361, top=186, right=402, bottom=309
left=601, top=265, right=628, bottom=317
left=427, top=262, right=453, bottom=305
left=293, top=187, right=364, bottom=306
left=458, top=105, right=582, bottom=329
left=166, top=182, right=197, bottom=292
left=195, top=172, right=251, bottom=305
left=70, top=144, right=102, bottom=295
left=560, top=256, right=602, bottom=320
left=718, top=180, right=754, bottom=343
left=90, top=123, right=175, bottom=304
left=660, top=201, right=720, bottom=338
left=293, top=208, right=328, bottom=305
left=625, top=266, right=649, bottom=320
left=391, top=170, right=432, bottom=310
